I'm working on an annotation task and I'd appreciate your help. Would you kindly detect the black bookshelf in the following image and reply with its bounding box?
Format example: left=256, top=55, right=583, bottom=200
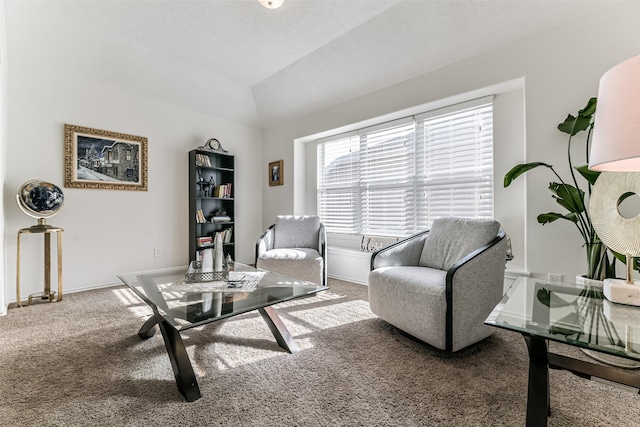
left=188, top=149, right=235, bottom=262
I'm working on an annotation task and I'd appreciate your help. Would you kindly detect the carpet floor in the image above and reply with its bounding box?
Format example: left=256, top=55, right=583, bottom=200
left=0, top=278, right=638, bottom=426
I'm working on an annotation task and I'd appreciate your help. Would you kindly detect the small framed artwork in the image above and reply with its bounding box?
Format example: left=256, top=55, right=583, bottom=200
left=64, top=124, right=148, bottom=191
left=269, top=160, right=283, bottom=186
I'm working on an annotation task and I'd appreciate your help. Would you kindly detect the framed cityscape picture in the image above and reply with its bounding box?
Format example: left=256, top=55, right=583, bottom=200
left=64, top=124, right=148, bottom=191
left=269, top=160, right=283, bottom=186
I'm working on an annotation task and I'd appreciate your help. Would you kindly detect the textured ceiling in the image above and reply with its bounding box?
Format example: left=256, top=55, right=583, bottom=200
left=6, top=0, right=610, bottom=129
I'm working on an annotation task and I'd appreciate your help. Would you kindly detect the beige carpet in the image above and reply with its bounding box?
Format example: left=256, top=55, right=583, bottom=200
left=0, top=278, right=638, bottom=426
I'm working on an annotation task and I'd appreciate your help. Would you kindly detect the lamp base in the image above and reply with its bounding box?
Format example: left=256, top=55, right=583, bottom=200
left=604, top=278, right=640, bottom=307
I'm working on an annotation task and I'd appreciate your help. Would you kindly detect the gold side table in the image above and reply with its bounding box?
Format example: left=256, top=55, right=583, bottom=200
left=16, top=220, right=63, bottom=307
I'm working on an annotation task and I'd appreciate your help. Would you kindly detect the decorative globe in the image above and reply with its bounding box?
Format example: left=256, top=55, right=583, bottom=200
left=17, top=180, right=64, bottom=219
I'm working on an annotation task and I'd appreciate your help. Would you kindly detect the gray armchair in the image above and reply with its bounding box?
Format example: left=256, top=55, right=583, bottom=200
left=368, top=217, right=507, bottom=352
left=255, top=215, right=327, bottom=286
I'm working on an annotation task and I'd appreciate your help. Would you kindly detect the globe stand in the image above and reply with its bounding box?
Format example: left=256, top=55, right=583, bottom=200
left=15, top=180, right=65, bottom=308
left=28, top=218, right=58, bottom=232
left=16, top=222, right=64, bottom=307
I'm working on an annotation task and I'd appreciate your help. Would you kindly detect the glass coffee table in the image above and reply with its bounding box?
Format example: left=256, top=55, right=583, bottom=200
left=485, top=277, right=640, bottom=427
left=117, top=262, right=328, bottom=402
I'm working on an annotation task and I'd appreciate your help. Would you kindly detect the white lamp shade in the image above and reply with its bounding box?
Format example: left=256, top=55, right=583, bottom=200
left=258, top=0, right=284, bottom=8
left=589, top=54, right=640, bottom=171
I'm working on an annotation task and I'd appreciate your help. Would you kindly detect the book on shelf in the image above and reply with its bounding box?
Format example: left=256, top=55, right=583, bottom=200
left=214, top=183, right=232, bottom=198
left=213, top=230, right=232, bottom=245
left=196, top=236, right=213, bottom=248
left=196, top=208, right=206, bottom=223
left=195, top=153, right=211, bottom=167
left=212, top=215, right=232, bottom=223
left=223, top=226, right=233, bottom=244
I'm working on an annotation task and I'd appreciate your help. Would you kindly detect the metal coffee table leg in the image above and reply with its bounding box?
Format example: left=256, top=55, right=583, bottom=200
left=155, top=313, right=201, bottom=402
left=524, top=335, right=550, bottom=427
left=259, top=306, right=300, bottom=354
left=138, top=316, right=159, bottom=339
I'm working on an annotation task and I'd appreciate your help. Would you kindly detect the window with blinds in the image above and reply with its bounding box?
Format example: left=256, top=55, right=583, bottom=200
left=316, top=97, right=494, bottom=237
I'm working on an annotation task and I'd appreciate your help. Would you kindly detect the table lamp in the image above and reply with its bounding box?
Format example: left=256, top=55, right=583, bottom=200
left=589, top=54, right=640, bottom=306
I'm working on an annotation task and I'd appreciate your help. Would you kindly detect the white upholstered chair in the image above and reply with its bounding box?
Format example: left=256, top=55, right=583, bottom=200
left=368, top=217, right=507, bottom=352
left=255, top=215, right=327, bottom=286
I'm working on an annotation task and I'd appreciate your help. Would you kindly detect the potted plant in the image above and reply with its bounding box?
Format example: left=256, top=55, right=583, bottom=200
left=504, top=98, right=618, bottom=281
left=506, top=98, right=640, bottom=367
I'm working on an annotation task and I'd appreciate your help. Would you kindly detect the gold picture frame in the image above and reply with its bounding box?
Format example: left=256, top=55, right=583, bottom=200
left=64, top=124, right=148, bottom=191
left=269, top=160, right=283, bottom=186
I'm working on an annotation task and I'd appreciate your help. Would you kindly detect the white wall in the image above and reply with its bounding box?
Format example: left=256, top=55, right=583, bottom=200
left=263, top=3, right=640, bottom=282
left=493, top=89, right=525, bottom=272
left=0, top=1, right=7, bottom=314
left=4, top=43, right=263, bottom=305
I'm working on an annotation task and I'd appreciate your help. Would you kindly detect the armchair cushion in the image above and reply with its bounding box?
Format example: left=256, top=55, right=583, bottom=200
left=274, top=215, right=320, bottom=249
left=369, top=266, right=448, bottom=350
left=257, top=248, right=323, bottom=285
left=419, top=217, right=500, bottom=270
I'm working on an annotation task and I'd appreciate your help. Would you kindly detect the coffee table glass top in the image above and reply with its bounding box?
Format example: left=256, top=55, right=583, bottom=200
left=117, top=262, right=328, bottom=331
left=485, top=277, right=640, bottom=361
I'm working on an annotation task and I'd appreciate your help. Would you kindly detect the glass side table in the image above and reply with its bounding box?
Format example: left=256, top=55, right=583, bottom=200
left=16, top=221, right=63, bottom=307
left=486, top=277, right=640, bottom=427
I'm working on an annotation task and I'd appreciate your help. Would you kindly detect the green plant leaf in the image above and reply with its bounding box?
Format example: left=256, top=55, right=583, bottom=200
left=574, top=163, right=600, bottom=185
left=580, top=97, right=597, bottom=117
left=557, top=114, right=590, bottom=136
left=504, top=162, right=553, bottom=187
left=606, top=254, right=617, bottom=279
left=557, top=98, right=597, bottom=136
left=586, top=241, right=606, bottom=280
left=619, top=191, right=636, bottom=203
left=565, top=212, right=579, bottom=223
left=549, top=182, right=585, bottom=213
left=611, top=249, right=640, bottom=273
left=537, top=212, right=578, bottom=224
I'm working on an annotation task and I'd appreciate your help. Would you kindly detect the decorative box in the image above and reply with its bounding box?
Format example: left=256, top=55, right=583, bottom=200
left=185, top=261, right=228, bottom=283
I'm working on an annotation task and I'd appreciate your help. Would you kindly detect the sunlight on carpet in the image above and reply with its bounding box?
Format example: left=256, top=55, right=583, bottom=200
left=112, top=288, right=153, bottom=318
left=112, top=287, right=143, bottom=306
left=286, top=299, right=376, bottom=333
left=114, top=285, right=375, bottom=380
left=268, top=289, right=346, bottom=308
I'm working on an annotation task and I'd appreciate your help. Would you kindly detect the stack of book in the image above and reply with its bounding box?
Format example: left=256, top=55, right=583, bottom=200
left=196, top=236, right=213, bottom=248
left=212, top=215, right=232, bottom=223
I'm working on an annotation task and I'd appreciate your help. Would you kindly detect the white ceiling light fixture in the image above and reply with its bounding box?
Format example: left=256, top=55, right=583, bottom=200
left=258, top=0, right=284, bottom=9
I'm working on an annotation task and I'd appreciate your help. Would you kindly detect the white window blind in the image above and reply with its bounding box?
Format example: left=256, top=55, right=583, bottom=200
left=317, top=97, right=494, bottom=237
left=359, top=118, right=416, bottom=236
left=415, top=101, right=494, bottom=230
left=316, top=132, right=360, bottom=234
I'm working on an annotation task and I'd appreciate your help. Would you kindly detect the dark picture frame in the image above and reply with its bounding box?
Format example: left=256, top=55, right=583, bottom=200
left=269, top=160, right=283, bottom=186
left=64, top=124, right=148, bottom=191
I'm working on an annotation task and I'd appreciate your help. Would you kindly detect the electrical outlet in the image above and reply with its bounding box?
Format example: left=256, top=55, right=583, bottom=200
left=154, top=247, right=162, bottom=257
left=548, top=273, right=562, bottom=283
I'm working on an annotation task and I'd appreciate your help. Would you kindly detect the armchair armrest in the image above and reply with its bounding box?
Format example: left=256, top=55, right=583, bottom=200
left=370, top=230, right=430, bottom=270
left=319, top=223, right=327, bottom=287
left=444, top=228, right=507, bottom=351
left=255, top=224, right=275, bottom=265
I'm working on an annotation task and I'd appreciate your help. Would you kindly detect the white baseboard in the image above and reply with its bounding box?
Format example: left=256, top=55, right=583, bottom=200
left=328, top=273, right=368, bottom=285
left=2, top=281, right=121, bottom=313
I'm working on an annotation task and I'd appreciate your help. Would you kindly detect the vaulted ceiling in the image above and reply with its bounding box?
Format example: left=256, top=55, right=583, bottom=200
left=7, top=0, right=609, bottom=129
